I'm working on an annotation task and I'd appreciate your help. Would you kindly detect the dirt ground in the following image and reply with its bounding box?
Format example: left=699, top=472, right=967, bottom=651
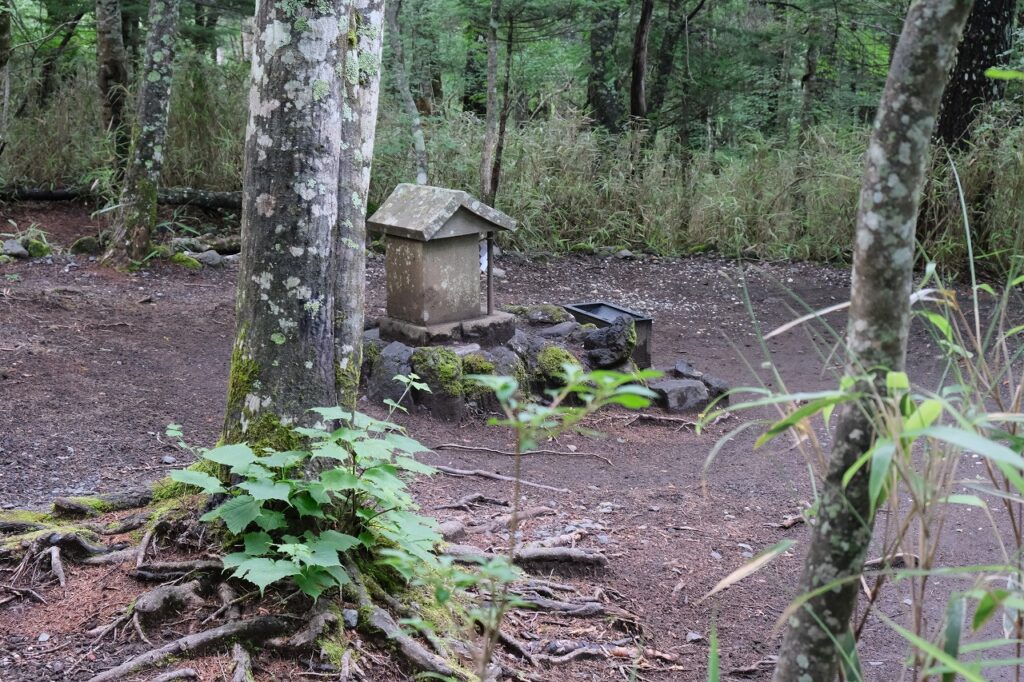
left=0, top=203, right=1012, bottom=681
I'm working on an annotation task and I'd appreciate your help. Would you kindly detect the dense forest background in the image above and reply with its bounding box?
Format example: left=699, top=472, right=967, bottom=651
left=1, top=0, right=1022, bottom=268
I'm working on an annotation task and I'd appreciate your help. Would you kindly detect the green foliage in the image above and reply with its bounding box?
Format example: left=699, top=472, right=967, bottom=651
left=174, top=408, right=441, bottom=599
left=532, top=346, right=581, bottom=388
left=410, top=347, right=463, bottom=397
left=169, top=252, right=202, bottom=270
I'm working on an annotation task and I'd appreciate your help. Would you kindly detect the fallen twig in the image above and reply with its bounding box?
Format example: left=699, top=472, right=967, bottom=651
left=467, top=506, right=555, bottom=534
left=433, top=465, right=569, bottom=493
left=433, top=442, right=612, bottom=466
left=48, top=546, right=66, bottom=587
left=136, top=529, right=154, bottom=568
left=434, top=493, right=508, bottom=512
left=230, top=643, right=252, bottom=682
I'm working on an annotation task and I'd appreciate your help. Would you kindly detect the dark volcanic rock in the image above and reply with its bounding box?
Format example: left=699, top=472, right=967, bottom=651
left=650, top=379, right=710, bottom=413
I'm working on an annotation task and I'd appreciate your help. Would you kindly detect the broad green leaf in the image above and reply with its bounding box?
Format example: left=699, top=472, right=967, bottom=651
left=203, top=443, right=257, bottom=467
left=201, top=495, right=262, bottom=534
left=319, top=468, right=360, bottom=491
left=384, top=432, right=430, bottom=454
left=291, top=491, right=326, bottom=519
left=394, top=456, right=436, bottom=475
left=310, top=406, right=352, bottom=421
left=243, top=531, right=274, bottom=555
left=312, top=441, right=351, bottom=461
left=905, top=399, right=943, bottom=432
left=756, top=395, right=853, bottom=449
left=353, top=439, right=394, bottom=460
left=258, top=450, right=306, bottom=468
left=168, top=470, right=225, bottom=494
left=253, top=508, right=287, bottom=532
left=886, top=371, right=910, bottom=393
left=232, top=557, right=300, bottom=593
left=293, top=566, right=336, bottom=599
left=304, top=481, right=331, bottom=505
left=316, top=529, right=361, bottom=553
left=232, top=461, right=274, bottom=480
left=238, top=479, right=292, bottom=502
left=221, top=552, right=250, bottom=569
left=920, top=311, right=953, bottom=342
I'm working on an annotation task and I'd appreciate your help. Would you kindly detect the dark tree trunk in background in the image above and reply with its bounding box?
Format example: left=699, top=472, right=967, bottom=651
left=463, top=29, right=487, bottom=115
left=102, top=0, right=180, bottom=268
left=334, top=1, right=385, bottom=409
left=122, top=4, right=142, bottom=71
left=630, top=0, right=654, bottom=120
left=36, top=12, right=85, bottom=108
left=0, top=0, right=10, bottom=74
left=587, top=0, right=622, bottom=132
left=96, top=0, right=131, bottom=161
left=479, top=0, right=501, bottom=205
left=772, top=1, right=973, bottom=679
left=386, top=0, right=429, bottom=185
left=488, top=18, right=513, bottom=202
left=193, top=1, right=220, bottom=56
left=936, top=0, right=1016, bottom=145
left=649, top=0, right=708, bottom=129
left=799, top=15, right=823, bottom=136
left=223, top=0, right=349, bottom=445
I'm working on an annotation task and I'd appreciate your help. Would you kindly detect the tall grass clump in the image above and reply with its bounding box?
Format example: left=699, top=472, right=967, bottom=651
left=2, top=64, right=1021, bottom=273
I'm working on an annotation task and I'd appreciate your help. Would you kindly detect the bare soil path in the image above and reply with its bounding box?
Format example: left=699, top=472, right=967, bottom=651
left=0, top=203, right=1006, bottom=680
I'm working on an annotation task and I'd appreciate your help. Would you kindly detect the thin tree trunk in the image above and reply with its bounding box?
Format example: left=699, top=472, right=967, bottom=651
left=102, top=0, right=180, bottom=268
left=334, top=1, right=386, bottom=409
left=936, top=0, right=1016, bottom=146
left=223, top=1, right=349, bottom=446
left=772, top=1, right=973, bottom=680
left=462, top=29, right=486, bottom=116
left=488, top=18, right=513, bottom=203
left=96, top=0, right=130, bottom=161
left=630, top=0, right=654, bottom=120
left=798, top=16, right=822, bottom=137
left=0, top=0, right=10, bottom=145
left=586, top=0, right=622, bottom=132
left=479, top=0, right=501, bottom=205
left=386, top=0, right=428, bottom=185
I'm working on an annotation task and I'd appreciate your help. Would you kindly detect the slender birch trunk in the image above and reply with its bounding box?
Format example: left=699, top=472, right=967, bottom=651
left=479, top=0, right=501, bottom=206
left=773, top=1, right=974, bottom=679
left=96, top=0, right=130, bottom=161
left=630, top=0, right=654, bottom=120
left=386, top=0, right=427, bottom=185
left=334, top=1, right=386, bottom=409
left=222, top=1, right=348, bottom=446
left=102, top=0, right=180, bottom=268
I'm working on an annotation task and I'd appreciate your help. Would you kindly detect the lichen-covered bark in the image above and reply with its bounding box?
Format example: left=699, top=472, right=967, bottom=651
left=385, top=0, right=428, bottom=185
left=478, top=0, right=501, bottom=206
left=936, top=0, right=1016, bottom=145
left=223, top=0, right=348, bottom=445
left=773, top=1, right=973, bottom=680
left=96, top=0, right=130, bottom=160
left=102, top=0, right=180, bottom=268
left=334, top=0, right=385, bottom=410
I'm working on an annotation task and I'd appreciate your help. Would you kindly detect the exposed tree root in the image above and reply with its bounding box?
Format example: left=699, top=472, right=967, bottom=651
left=80, top=547, right=138, bottom=565
left=524, top=530, right=585, bottom=548
left=0, top=520, right=46, bottom=534
left=136, top=529, right=155, bottom=568
left=87, top=511, right=153, bottom=535
left=438, top=519, right=466, bottom=541
left=345, top=557, right=462, bottom=680
left=47, top=546, right=66, bottom=586
left=434, top=493, right=508, bottom=512
left=433, top=465, right=569, bottom=493
left=432, top=442, right=613, bottom=466
left=267, top=604, right=337, bottom=650
left=85, top=616, right=292, bottom=682
left=467, top=506, right=555, bottom=534
left=134, top=580, right=205, bottom=624
left=52, top=488, right=153, bottom=518
left=445, top=543, right=608, bottom=569
left=149, top=668, right=199, bottom=681
left=229, top=643, right=252, bottom=682
left=131, top=559, right=223, bottom=581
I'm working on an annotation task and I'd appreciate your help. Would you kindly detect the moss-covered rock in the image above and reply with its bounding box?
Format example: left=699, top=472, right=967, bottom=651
left=533, top=346, right=582, bottom=387
left=524, top=304, right=571, bottom=325
left=0, top=255, right=13, bottom=265
left=411, top=347, right=463, bottom=398
left=170, top=252, right=202, bottom=270
left=23, top=238, right=51, bottom=258
left=410, top=347, right=464, bottom=421
left=461, top=352, right=496, bottom=399
left=69, top=235, right=103, bottom=255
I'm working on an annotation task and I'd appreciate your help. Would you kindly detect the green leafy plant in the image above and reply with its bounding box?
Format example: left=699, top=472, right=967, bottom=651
left=170, top=408, right=441, bottom=599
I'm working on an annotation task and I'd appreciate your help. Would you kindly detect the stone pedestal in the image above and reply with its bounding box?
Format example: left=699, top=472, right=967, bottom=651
left=379, top=311, right=515, bottom=347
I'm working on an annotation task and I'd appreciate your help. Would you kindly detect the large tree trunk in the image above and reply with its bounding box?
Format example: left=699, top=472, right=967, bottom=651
left=102, top=0, right=180, bottom=269
left=586, top=0, right=622, bottom=132
left=386, top=0, right=428, bottom=185
left=96, top=0, right=131, bottom=161
left=629, top=0, right=654, bottom=120
left=334, top=1, right=386, bottom=409
left=936, top=0, right=1016, bottom=145
left=772, top=1, right=973, bottom=680
left=223, top=1, right=349, bottom=445
left=479, top=0, right=501, bottom=205
left=0, top=0, right=10, bottom=143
